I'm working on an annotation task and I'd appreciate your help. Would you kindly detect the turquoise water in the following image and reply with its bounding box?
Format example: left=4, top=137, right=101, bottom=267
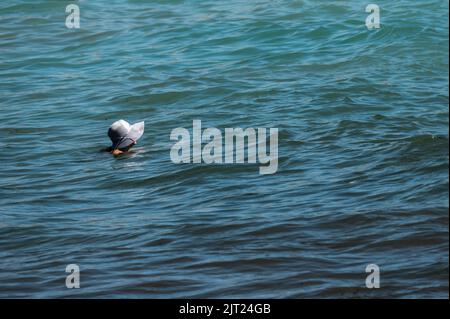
left=0, top=0, right=448, bottom=298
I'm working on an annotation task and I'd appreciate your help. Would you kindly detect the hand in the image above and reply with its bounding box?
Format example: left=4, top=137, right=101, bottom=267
left=111, top=149, right=124, bottom=155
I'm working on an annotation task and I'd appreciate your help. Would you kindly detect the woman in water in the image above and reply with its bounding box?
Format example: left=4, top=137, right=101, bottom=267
left=104, top=120, right=145, bottom=155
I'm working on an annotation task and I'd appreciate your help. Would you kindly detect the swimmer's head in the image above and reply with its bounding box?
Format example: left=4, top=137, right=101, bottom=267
left=108, top=120, right=145, bottom=151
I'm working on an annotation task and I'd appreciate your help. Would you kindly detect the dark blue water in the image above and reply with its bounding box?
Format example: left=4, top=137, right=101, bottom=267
left=0, top=0, right=448, bottom=298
